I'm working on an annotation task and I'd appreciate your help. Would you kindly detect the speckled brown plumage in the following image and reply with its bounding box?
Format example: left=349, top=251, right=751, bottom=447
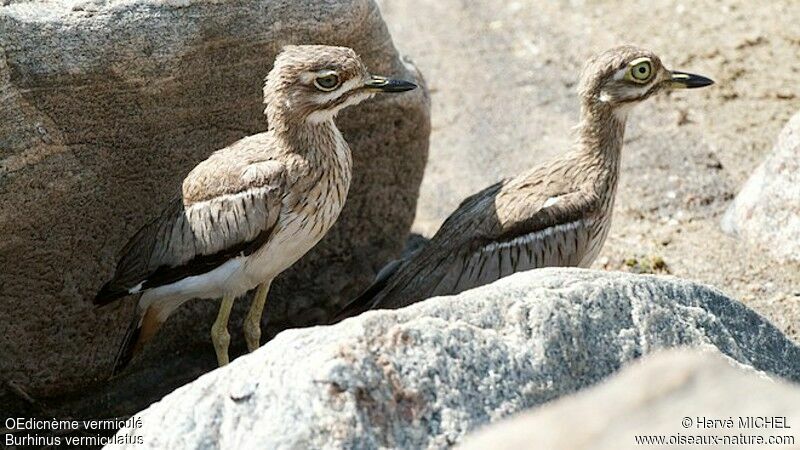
left=334, top=45, right=713, bottom=321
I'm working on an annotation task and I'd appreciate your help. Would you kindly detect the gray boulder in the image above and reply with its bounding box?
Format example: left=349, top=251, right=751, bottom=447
left=722, top=111, right=800, bottom=263
left=109, top=269, right=800, bottom=449
left=0, top=0, right=429, bottom=416
left=460, top=349, right=800, bottom=450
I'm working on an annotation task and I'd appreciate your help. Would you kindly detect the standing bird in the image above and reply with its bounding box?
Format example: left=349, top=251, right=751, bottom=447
left=333, top=45, right=712, bottom=321
left=95, top=45, right=416, bottom=372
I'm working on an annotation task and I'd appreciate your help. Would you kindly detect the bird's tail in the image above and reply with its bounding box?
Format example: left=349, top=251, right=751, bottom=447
left=94, top=281, right=129, bottom=306
left=111, top=304, right=163, bottom=376
left=112, top=309, right=142, bottom=376
left=329, top=259, right=403, bottom=324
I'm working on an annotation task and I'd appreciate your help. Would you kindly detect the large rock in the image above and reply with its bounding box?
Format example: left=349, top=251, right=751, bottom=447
left=110, top=269, right=800, bottom=449
left=460, top=349, right=800, bottom=450
left=0, top=0, right=429, bottom=416
left=722, top=111, right=800, bottom=263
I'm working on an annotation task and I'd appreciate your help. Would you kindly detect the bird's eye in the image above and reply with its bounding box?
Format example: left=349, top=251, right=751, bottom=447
left=629, top=61, right=652, bottom=83
left=314, top=74, right=340, bottom=91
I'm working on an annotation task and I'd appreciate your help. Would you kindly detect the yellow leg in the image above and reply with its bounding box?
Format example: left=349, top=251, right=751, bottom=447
left=244, top=281, right=271, bottom=352
left=211, top=294, right=235, bottom=366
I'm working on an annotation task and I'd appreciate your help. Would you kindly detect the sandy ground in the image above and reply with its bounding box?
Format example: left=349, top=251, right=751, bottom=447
left=376, top=0, right=800, bottom=341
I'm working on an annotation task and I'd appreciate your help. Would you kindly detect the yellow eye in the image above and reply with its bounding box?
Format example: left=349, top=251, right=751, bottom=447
left=314, top=73, right=340, bottom=91
left=629, top=60, right=652, bottom=82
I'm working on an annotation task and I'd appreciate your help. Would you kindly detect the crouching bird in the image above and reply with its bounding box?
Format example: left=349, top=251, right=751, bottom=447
left=95, top=45, right=416, bottom=372
left=333, top=45, right=712, bottom=322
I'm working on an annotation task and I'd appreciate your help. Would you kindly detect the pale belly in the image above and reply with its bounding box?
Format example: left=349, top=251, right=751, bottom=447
left=241, top=206, right=338, bottom=284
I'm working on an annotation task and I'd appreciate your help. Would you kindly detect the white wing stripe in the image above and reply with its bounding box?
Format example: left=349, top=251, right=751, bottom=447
left=481, top=220, right=585, bottom=253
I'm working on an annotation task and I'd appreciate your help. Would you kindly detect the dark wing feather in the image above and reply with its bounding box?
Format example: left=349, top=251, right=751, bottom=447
left=331, top=180, right=507, bottom=320
left=330, top=259, right=404, bottom=323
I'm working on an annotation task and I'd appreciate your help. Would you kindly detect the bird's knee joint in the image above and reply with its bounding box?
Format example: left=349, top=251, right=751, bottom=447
left=211, top=325, right=230, bottom=343
left=244, top=318, right=260, bottom=333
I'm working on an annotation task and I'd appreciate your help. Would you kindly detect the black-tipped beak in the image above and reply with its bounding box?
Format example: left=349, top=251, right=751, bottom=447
left=365, top=75, right=417, bottom=93
left=669, top=71, right=715, bottom=89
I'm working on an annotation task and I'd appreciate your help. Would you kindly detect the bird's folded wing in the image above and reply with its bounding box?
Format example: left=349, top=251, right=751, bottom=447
left=330, top=180, right=508, bottom=322
left=334, top=186, right=599, bottom=317
left=95, top=160, right=286, bottom=304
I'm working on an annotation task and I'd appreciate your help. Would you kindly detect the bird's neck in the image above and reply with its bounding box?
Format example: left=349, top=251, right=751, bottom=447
left=573, top=100, right=627, bottom=192
left=269, top=115, right=346, bottom=160
left=266, top=98, right=343, bottom=151
left=270, top=117, right=353, bottom=190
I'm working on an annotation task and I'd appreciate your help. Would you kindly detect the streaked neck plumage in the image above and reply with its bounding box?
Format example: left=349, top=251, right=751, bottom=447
left=574, top=99, right=627, bottom=196
left=267, top=100, right=346, bottom=162
left=267, top=105, right=353, bottom=206
left=265, top=100, right=353, bottom=212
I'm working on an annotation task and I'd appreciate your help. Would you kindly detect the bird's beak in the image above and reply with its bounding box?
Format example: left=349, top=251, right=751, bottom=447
left=364, top=75, right=417, bottom=93
left=668, top=70, right=715, bottom=89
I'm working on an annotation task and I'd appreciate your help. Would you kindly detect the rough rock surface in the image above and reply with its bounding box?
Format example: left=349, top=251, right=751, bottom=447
left=460, top=349, right=800, bottom=450
left=722, top=111, right=800, bottom=263
left=0, top=0, right=429, bottom=415
left=377, top=0, right=800, bottom=342
left=109, top=269, right=800, bottom=449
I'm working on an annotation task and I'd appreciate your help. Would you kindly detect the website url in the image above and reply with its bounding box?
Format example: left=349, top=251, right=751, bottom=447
left=635, top=434, right=795, bottom=446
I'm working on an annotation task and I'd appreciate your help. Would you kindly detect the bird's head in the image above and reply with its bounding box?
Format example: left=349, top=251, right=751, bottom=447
left=578, top=45, right=713, bottom=117
left=263, top=45, right=417, bottom=125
